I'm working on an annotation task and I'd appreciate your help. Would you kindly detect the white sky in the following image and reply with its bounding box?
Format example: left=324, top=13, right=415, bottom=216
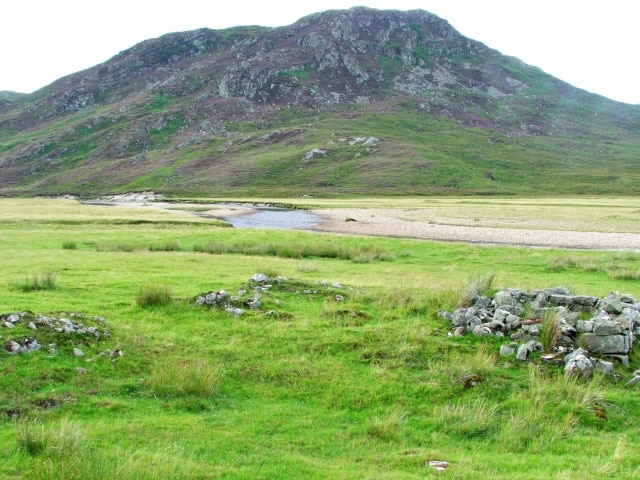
left=1, top=0, right=638, bottom=104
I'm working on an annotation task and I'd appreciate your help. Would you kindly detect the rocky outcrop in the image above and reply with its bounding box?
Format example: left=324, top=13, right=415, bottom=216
left=440, top=288, right=639, bottom=369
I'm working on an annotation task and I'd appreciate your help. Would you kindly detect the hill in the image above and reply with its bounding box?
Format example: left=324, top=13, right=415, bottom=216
left=0, top=7, right=638, bottom=197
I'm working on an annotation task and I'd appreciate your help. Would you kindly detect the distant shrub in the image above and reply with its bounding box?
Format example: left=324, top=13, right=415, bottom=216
left=62, top=240, right=78, bottom=250
left=136, top=283, right=172, bottom=307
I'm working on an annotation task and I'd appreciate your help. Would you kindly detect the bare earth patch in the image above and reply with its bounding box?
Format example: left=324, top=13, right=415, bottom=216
left=312, top=208, right=640, bottom=250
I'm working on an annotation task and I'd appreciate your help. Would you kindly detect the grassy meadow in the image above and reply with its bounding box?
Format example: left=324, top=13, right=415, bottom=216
left=0, top=198, right=639, bottom=479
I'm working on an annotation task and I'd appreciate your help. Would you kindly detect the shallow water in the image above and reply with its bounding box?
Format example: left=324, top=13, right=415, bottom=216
left=223, top=209, right=322, bottom=230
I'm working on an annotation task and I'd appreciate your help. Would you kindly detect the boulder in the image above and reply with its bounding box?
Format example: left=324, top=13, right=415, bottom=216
left=4, top=340, right=21, bottom=354
left=250, top=273, right=270, bottom=283
left=472, top=325, right=492, bottom=337
left=593, top=319, right=622, bottom=336
left=493, top=290, right=516, bottom=307
left=595, top=360, right=614, bottom=375
left=576, top=320, right=594, bottom=333
left=597, top=293, right=629, bottom=314
left=548, top=294, right=575, bottom=306
left=473, top=296, right=491, bottom=309
left=499, top=345, right=516, bottom=357
left=580, top=334, right=627, bottom=354
left=565, top=354, right=595, bottom=379
left=516, top=341, right=542, bottom=361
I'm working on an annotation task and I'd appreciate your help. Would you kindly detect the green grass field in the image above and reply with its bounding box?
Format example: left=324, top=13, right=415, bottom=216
left=0, top=198, right=639, bottom=479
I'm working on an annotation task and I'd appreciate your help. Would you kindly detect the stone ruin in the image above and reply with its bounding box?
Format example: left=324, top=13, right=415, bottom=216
left=439, top=287, right=640, bottom=380
left=195, top=273, right=346, bottom=319
left=195, top=273, right=273, bottom=317
left=1, top=312, right=113, bottom=359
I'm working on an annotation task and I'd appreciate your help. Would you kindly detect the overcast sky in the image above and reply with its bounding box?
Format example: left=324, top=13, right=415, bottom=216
left=2, top=0, right=638, bottom=104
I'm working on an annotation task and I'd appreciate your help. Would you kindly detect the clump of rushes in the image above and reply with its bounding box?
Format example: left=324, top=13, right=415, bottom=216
left=136, top=283, right=172, bottom=307
left=12, top=271, right=58, bottom=292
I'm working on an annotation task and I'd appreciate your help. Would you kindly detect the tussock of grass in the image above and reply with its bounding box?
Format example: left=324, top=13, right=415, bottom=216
left=16, top=419, right=82, bottom=457
left=136, top=283, right=172, bottom=307
left=148, top=359, right=222, bottom=397
left=370, top=285, right=433, bottom=316
left=456, top=271, right=495, bottom=308
left=546, top=255, right=599, bottom=272
left=296, top=261, right=319, bottom=273
left=447, top=346, right=498, bottom=383
left=366, top=407, right=409, bottom=440
left=96, top=242, right=146, bottom=252
left=539, top=311, right=561, bottom=351
left=11, top=271, right=58, bottom=292
left=432, top=398, right=501, bottom=438
left=62, top=240, right=78, bottom=250
left=18, top=436, right=198, bottom=480
left=547, top=252, right=640, bottom=280
left=149, top=240, right=181, bottom=252
left=608, top=268, right=640, bottom=280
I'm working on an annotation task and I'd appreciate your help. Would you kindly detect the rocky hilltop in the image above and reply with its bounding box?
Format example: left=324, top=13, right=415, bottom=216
left=0, top=7, right=638, bottom=196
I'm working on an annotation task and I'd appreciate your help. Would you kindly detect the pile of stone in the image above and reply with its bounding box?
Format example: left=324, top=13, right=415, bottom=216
left=1, top=312, right=110, bottom=356
left=439, top=288, right=639, bottom=374
left=195, top=273, right=277, bottom=317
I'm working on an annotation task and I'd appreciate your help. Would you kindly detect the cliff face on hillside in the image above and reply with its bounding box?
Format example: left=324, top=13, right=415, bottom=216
left=0, top=7, right=638, bottom=196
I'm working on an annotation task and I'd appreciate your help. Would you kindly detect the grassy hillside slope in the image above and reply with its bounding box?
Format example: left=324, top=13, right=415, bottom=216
left=2, top=103, right=639, bottom=197
left=1, top=8, right=638, bottom=197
